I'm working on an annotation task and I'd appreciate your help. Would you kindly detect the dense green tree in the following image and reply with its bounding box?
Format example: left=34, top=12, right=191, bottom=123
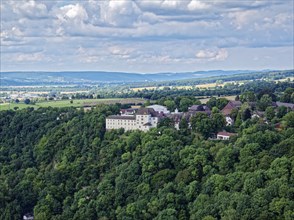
left=164, top=100, right=176, bottom=111
left=265, top=106, right=275, bottom=121
left=280, top=87, right=294, bottom=103
left=276, top=106, right=288, bottom=118
left=0, top=99, right=293, bottom=219
left=179, top=98, right=193, bottom=112
left=211, top=113, right=225, bottom=132
left=158, top=118, right=175, bottom=128
left=240, top=91, right=256, bottom=102
left=211, top=107, right=219, bottom=114
left=258, top=94, right=273, bottom=111
left=24, top=98, right=31, bottom=104
left=282, top=111, right=294, bottom=128
left=242, top=108, right=251, bottom=121
left=191, top=113, right=213, bottom=138
left=207, top=97, right=228, bottom=110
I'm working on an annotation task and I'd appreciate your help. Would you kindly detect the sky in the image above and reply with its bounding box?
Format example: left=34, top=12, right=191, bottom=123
left=1, top=0, right=293, bottom=73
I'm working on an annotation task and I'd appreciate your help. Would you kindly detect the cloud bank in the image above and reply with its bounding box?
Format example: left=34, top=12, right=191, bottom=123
left=1, top=0, right=293, bottom=72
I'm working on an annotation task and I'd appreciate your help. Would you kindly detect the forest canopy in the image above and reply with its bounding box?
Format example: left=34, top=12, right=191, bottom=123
left=0, top=101, right=293, bottom=220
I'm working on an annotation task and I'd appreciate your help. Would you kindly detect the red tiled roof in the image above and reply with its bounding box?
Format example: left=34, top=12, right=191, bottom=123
left=221, top=101, right=242, bottom=115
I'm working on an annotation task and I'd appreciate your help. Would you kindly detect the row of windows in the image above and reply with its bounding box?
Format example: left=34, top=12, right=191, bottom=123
left=107, top=123, right=136, bottom=125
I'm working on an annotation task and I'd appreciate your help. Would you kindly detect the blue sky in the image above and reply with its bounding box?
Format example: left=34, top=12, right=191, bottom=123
left=1, top=0, right=293, bottom=73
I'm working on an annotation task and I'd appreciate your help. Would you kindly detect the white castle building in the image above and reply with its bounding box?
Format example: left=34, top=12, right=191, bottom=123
left=106, top=108, right=160, bottom=132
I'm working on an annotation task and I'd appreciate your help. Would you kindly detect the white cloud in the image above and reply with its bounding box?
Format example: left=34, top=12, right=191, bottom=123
left=195, top=48, right=228, bottom=61
left=227, top=10, right=258, bottom=29
left=12, top=0, right=48, bottom=19
left=108, top=46, right=135, bottom=58
left=56, top=4, right=88, bottom=22
left=14, top=52, right=47, bottom=62
left=100, top=0, right=141, bottom=27
left=187, top=0, right=210, bottom=10
left=0, top=0, right=293, bottom=72
left=162, top=0, right=185, bottom=9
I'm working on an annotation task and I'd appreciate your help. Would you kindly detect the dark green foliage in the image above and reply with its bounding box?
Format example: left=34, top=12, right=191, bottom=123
left=191, top=113, right=213, bottom=138
left=206, top=97, right=229, bottom=110
left=280, top=87, right=294, bottom=103
left=24, top=99, right=31, bottom=104
left=283, top=112, right=294, bottom=128
left=158, top=118, right=174, bottom=128
left=242, top=108, right=252, bottom=121
left=240, top=91, right=256, bottom=102
left=258, top=94, right=273, bottom=111
left=0, top=105, right=293, bottom=220
left=265, top=106, right=275, bottom=121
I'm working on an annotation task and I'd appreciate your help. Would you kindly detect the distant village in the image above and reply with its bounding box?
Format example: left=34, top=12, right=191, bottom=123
left=106, top=101, right=294, bottom=140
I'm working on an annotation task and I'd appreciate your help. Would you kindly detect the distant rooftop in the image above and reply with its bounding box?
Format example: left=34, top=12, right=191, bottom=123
left=137, top=108, right=158, bottom=116
left=217, top=132, right=237, bottom=137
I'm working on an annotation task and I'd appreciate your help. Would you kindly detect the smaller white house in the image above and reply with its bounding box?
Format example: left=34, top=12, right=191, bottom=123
left=251, top=111, right=265, bottom=119
left=217, top=132, right=237, bottom=140
left=23, top=213, right=34, bottom=220
left=225, top=116, right=234, bottom=126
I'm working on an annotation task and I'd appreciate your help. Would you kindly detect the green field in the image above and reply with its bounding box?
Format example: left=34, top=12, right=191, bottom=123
left=0, top=98, right=145, bottom=111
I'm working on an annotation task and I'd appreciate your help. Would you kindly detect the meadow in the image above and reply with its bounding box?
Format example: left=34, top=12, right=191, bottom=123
left=0, top=98, right=145, bottom=111
left=130, top=81, right=245, bottom=91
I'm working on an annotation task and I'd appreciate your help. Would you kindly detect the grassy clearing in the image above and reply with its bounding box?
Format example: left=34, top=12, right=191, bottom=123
left=274, top=77, right=294, bottom=82
left=195, top=83, right=218, bottom=89
left=131, top=87, right=157, bottom=92
left=0, top=98, right=145, bottom=111
left=198, top=95, right=237, bottom=104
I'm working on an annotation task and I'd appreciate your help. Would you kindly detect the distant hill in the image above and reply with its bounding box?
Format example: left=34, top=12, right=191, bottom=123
left=0, top=70, right=273, bottom=86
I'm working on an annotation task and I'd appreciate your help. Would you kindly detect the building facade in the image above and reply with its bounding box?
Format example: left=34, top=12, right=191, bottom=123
left=106, top=108, right=159, bottom=132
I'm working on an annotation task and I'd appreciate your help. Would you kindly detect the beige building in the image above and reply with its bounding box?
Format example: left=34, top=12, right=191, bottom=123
left=216, top=132, right=237, bottom=140
left=106, top=108, right=159, bottom=132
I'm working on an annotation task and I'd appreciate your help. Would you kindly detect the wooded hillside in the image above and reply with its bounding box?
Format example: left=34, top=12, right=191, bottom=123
left=0, top=105, right=293, bottom=219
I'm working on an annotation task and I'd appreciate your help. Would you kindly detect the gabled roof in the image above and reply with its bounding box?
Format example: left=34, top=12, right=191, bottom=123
left=221, top=101, right=242, bottom=115
left=189, top=105, right=203, bottom=111
left=137, top=108, right=158, bottom=116
left=228, top=101, right=242, bottom=108
left=188, top=105, right=211, bottom=112
left=120, top=108, right=137, bottom=113
left=252, top=111, right=265, bottom=116
left=276, top=102, right=294, bottom=109
left=217, top=132, right=237, bottom=137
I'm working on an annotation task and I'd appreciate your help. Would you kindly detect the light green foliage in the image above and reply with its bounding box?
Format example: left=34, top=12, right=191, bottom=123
left=163, top=100, right=176, bottom=111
